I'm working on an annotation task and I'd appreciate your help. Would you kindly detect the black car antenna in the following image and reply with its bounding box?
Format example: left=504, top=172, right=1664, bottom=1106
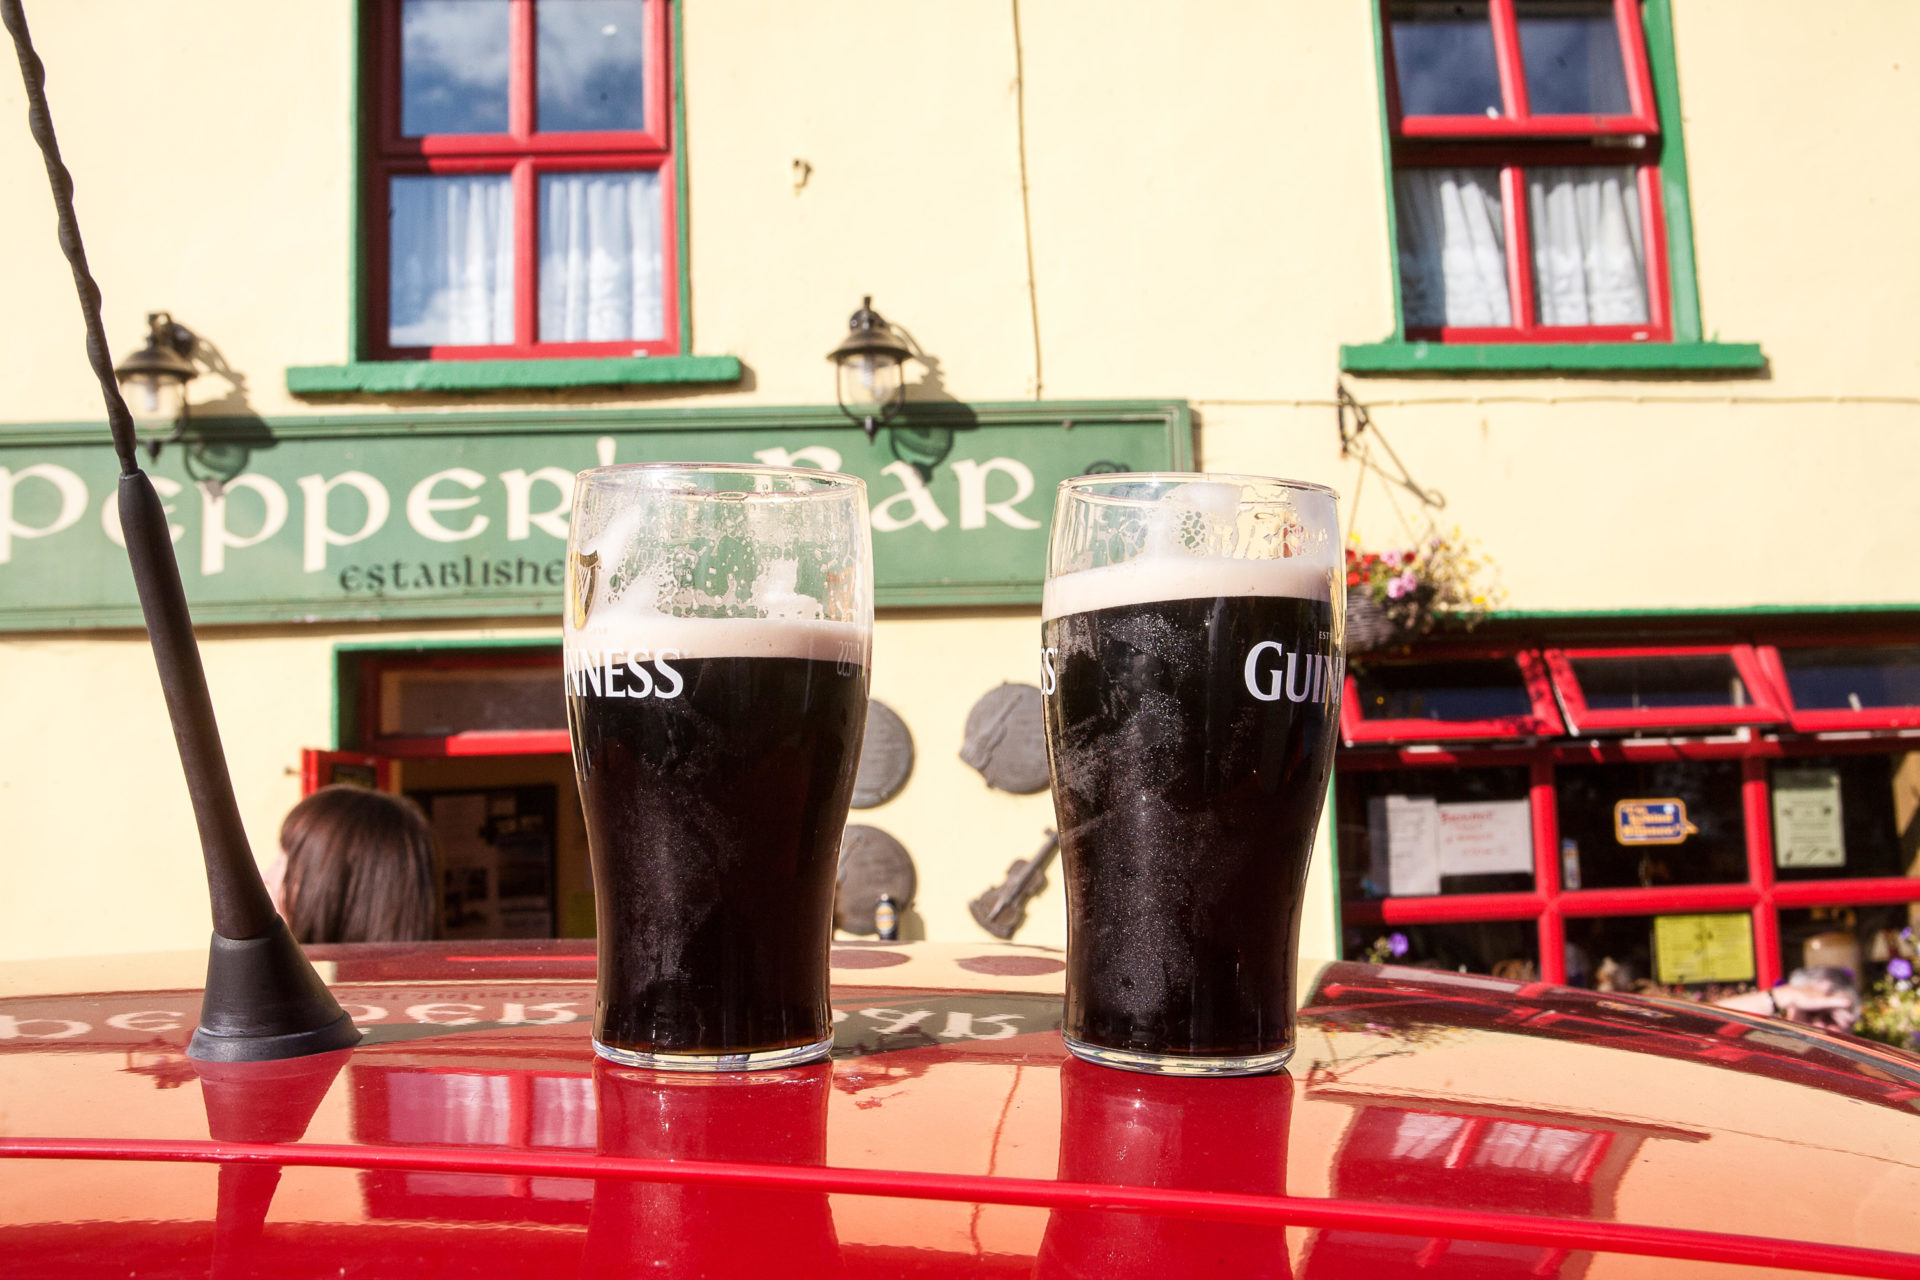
left=2, top=0, right=358, bottom=1061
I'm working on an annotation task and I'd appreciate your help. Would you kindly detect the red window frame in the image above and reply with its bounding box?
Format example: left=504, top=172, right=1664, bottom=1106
left=366, top=0, right=679, bottom=362
left=1542, top=645, right=1785, bottom=734
left=1381, top=0, right=1673, bottom=344
left=1755, top=642, right=1920, bottom=734
left=1337, top=636, right=1920, bottom=992
left=1342, top=648, right=1564, bottom=745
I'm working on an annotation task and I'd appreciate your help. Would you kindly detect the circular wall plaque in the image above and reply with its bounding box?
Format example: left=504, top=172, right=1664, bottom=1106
left=851, top=699, right=914, bottom=808
left=959, top=682, right=1050, bottom=794
left=835, top=824, right=916, bottom=936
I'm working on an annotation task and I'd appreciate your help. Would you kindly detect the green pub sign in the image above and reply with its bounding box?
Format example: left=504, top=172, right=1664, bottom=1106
left=0, top=401, right=1189, bottom=630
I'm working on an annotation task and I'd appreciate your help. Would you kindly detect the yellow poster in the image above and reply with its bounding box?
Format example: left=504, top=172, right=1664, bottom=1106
left=1653, top=913, right=1755, bottom=986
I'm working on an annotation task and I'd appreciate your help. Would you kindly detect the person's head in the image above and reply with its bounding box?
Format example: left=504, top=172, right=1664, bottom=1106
left=279, top=786, right=439, bottom=944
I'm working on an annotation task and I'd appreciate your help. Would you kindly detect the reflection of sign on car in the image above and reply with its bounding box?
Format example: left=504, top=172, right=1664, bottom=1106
left=1614, top=798, right=1699, bottom=845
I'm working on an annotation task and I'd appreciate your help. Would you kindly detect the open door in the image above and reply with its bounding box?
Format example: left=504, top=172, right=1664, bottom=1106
left=300, top=749, right=394, bottom=796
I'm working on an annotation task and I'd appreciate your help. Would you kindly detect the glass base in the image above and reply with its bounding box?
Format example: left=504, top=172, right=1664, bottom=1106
left=592, top=1034, right=834, bottom=1072
left=1062, top=1034, right=1294, bottom=1077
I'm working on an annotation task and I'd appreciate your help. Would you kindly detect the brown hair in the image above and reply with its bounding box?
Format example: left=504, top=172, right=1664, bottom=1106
left=280, top=786, right=439, bottom=944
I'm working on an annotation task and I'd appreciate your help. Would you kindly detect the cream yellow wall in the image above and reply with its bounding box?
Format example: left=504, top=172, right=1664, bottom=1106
left=0, top=1, right=1915, bottom=960
left=0, top=608, right=1341, bottom=964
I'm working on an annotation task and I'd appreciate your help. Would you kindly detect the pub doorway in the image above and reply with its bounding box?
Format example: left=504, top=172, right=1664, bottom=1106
left=303, top=642, right=590, bottom=942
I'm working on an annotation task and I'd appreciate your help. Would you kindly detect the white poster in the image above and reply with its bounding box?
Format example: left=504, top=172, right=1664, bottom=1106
left=1367, top=795, right=1441, bottom=897
left=1773, top=766, right=1845, bottom=869
left=1437, top=800, right=1535, bottom=877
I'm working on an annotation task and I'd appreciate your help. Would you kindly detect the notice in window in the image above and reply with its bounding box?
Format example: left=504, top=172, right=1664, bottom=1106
left=1367, top=795, right=1441, bottom=897
left=1653, top=913, right=1755, bottom=986
left=1772, top=766, right=1845, bottom=869
left=1437, top=800, right=1534, bottom=877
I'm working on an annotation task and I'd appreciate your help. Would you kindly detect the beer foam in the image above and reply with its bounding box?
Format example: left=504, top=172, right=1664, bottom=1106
left=569, top=610, right=867, bottom=662
left=1042, top=551, right=1335, bottom=621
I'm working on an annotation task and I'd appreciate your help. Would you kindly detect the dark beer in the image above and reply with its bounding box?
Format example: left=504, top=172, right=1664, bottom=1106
left=567, top=625, right=867, bottom=1064
left=1042, top=576, right=1338, bottom=1069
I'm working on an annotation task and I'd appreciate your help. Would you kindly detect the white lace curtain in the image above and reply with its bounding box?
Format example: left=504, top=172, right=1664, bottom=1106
left=388, top=169, right=664, bottom=347
left=1396, top=165, right=1649, bottom=329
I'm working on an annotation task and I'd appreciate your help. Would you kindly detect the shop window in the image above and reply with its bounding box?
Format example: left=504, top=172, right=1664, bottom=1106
left=1555, top=759, right=1746, bottom=889
left=1768, top=753, right=1920, bottom=884
left=366, top=0, right=677, bottom=361
left=1762, top=644, right=1920, bottom=732
left=1776, top=904, right=1920, bottom=985
left=1562, top=911, right=1755, bottom=997
left=1337, top=766, right=1536, bottom=899
left=1342, top=653, right=1562, bottom=744
left=1379, top=0, right=1672, bottom=344
left=1543, top=645, right=1783, bottom=733
left=1344, top=919, right=1541, bottom=982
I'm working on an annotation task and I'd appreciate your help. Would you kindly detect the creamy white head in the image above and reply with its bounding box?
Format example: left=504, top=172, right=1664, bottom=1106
left=1042, top=551, right=1335, bottom=622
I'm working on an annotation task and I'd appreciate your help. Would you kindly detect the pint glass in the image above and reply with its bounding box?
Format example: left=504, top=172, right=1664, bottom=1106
left=564, top=463, right=871, bottom=1070
left=1040, top=474, right=1342, bottom=1075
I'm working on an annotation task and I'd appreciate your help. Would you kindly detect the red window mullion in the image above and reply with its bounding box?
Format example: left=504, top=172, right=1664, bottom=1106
left=1742, top=755, right=1782, bottom=989
left=1532, top=757, right=1566, bottom=983
left=1501, top=166, right=1537, bottom=333
left=1616, top=0, right=1658, bottom=122
left=507, top=0, right=534, bottom=142
left=1487, top=0, right=1531, bottom=122
left=1638, top=165, right=1673, bottom=338
left=513, top=158, right=538, bottom=348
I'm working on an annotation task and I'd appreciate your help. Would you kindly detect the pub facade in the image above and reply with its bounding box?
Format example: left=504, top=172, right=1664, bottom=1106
left=0, top=1, right=1914, bottom=1013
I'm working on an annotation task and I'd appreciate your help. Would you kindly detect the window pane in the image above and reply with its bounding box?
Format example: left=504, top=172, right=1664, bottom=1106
left=401, top=0, right=510, bottom=136
left=1516, top=1, right=1632, bottom=116
left=382, top=668, right=567, bottom=736
left=1770, top=752, right=1920, bottom=883
left=1337, top=767, right=1535, bottom=900
left=1395, top=168, right=1512, bottom=328
left=1354, top=658, right=1536, bottom=723
left=1556, top=760, right=1746, bottom=889
left=1778, top=903, right=1920, bottom=986
left=1528, top=166, right=1648, bottom=327
left=538, top=0, right=648, bottom=132
left=1569, top=653, right=1744, bottom=711
left=1564, top=912, right=1757, bottom=998
left=389, top=175, right=515, bottom=347
left=1343, top=919, right=1540, bottom=980
left=1389, top=1, right=1503, bottom=117
left=539, top=170, right=665, bottom=342
left=1779, top=646, right=1920, bottom=711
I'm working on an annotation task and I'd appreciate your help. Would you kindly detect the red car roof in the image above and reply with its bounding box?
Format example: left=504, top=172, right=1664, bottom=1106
left=3, top=941, right=1918, bottom=1278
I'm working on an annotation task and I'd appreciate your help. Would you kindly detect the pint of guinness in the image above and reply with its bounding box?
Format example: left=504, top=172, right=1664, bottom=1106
left=565, top=464, right=872, bottom=1071
left=1041, top=474, right=1342, bottom=1076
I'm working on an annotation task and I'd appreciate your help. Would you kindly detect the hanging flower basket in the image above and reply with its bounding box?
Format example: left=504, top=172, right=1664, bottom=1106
left=1344, top=534, right=1500, bottom=653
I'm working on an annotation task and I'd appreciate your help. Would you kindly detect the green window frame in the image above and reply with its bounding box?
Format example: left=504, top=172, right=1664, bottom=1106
left=1342, top=0, right=1763, bottom=375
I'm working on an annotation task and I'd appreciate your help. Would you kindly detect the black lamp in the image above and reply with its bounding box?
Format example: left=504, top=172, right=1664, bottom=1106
left=113, top=311, right=197, bottom=458
left=827, top=296, right=914, bottom=441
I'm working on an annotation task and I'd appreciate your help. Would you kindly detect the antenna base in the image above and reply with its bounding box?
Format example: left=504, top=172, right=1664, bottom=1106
left=187, top=921, right=363, bottom=1062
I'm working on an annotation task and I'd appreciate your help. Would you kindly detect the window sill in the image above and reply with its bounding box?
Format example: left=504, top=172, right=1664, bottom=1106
left=1338, top=340, right=1766, bottom=375
left=285, top=354, right=743, bottom=396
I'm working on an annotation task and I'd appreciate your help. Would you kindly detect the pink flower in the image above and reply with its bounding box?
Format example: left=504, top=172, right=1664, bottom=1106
left=1386, top=569, right=1419, bottom=600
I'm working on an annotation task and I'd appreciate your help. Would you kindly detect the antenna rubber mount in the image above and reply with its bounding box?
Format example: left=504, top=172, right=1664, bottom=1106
left=187, top=920, right=363, bottom=1062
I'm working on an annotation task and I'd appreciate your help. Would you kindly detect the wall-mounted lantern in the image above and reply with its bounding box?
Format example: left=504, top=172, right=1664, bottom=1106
left=113, top=311, right=198, bottom=459
left=827, top=296, right=915, bottom=441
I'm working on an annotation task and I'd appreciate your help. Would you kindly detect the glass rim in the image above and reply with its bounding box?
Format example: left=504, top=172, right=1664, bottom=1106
left=574, top=461, right=866, bottom=494
left=1056, top=471, right=1340, bottom=503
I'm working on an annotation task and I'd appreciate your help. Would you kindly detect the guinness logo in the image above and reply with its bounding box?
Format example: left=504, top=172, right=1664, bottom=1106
left=568, top=550, right=599, bottom=628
